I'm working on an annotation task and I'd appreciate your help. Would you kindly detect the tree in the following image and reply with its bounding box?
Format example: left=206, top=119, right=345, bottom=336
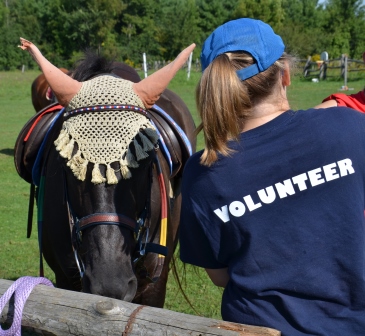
left=279, top=0, right=328, bottom=57
left=321, top=0, right=365, bottom=58
left=0, top=0, right=38, bottom=70
left=196, top=0, right=237, bottom=41
left=233, top=0, right=285, bottom=32
left=117, top=0, right=161, bottom=65
left=0, top=1, right=7, bottom=27
left=16, top=0, right=126, bottom=67
left=158, top=0, right=201, bottom=60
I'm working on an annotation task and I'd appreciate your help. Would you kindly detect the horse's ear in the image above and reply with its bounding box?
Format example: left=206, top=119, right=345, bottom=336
left=19, top=37, right=81, bottom=106
left=133, top=43, right=195, bottom=109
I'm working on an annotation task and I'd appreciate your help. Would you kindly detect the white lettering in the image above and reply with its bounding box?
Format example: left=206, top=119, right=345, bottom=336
left=292, top=173, right=308, bottom=191
left=308, top=168, right=325, bottom=186
left=213, top=158, right=356, bottom=223
left=229, top=201, right=246, bottom=217
left=257, top=186, right=276, bottom=204
left=243, top=195, right=262, bottom=211
left=275, top=179, right=295, bottom=198
left=214, top=206, right=230, bottom=223
left=337, top=158, right=355, bottom=176
left=323, top=163, right=339, bottom=181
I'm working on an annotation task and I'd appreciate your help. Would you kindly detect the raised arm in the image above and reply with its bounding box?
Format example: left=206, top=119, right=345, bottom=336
left=19, top=38, right=82, bottom=106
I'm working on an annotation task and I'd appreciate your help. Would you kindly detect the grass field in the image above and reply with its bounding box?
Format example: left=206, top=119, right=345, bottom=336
left=0, top=68, right=365, bottom=322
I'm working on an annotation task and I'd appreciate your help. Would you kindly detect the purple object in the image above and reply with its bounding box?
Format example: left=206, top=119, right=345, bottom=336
left=0, top=276, right=54, bottom=336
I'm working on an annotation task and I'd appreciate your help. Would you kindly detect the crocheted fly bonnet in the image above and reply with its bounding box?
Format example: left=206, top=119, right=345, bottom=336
left=54, top=75, right=159, bottom=184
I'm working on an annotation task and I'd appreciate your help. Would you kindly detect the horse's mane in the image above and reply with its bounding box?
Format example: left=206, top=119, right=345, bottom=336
left=70, top=49, right=116, bottom=81
left=70, top=49, right=141, bottom=83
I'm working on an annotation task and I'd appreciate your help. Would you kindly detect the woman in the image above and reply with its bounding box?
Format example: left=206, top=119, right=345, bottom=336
left=179, top=18, right=365, bottom=336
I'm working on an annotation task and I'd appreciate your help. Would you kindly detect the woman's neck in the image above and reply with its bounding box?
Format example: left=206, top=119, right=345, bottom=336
left=242, top=86, right=290, bottom=132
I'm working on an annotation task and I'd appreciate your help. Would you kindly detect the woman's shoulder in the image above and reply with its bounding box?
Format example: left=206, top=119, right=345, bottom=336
left=184, top=150, right=204, bottom=172
left=294, top=106, right=365, bottom=139
left=297, top=105, right=365, bottom=120
left=183, top=149, right=220, bottom=181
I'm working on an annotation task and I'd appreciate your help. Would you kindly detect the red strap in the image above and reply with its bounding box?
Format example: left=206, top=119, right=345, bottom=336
left=24, top=105, right=63, bottom=142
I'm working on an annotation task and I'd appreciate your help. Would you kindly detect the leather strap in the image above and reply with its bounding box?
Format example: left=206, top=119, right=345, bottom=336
left=78, top=213, right=137, bottom=232
left=27, top=183, right=36, bottom=238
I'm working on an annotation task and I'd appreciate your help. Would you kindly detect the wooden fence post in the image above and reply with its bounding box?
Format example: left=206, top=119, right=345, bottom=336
left=0, top=279, right=280, bottom=336
left=319, top=62, right=327, bottom=80
left=303, top=56, right=312, bottom=77
left=340, top=54, right=346, bottom=79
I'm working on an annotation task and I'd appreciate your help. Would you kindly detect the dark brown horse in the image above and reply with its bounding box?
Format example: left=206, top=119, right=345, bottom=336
left=16, top=54, right=196, bottom=307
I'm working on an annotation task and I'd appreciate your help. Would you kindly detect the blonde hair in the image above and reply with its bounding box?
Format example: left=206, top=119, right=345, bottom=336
left=196, top=52, right=292, bottom=166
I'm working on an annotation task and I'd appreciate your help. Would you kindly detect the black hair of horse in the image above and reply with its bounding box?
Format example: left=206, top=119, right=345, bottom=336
left=70, top=49, right=141, bottom=83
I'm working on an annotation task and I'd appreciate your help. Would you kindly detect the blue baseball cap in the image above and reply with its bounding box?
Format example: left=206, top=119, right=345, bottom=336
left=201, top=18, right=285, bottom=80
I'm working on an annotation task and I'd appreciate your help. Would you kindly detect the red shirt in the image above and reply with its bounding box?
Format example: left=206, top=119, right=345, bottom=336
left=322, top=90, right=365, bottom=113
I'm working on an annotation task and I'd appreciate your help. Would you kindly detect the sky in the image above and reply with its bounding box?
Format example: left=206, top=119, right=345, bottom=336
left=318, top=0, right=365, bottom=4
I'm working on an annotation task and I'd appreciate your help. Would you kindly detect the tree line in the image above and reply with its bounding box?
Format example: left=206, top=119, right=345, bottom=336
left=0, top=0, right=364, bottom=71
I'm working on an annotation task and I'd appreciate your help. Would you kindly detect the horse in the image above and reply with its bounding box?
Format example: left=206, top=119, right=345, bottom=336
left=16, top=53, right=196, bottom=308
left=31, top=68, right=69, bottom=112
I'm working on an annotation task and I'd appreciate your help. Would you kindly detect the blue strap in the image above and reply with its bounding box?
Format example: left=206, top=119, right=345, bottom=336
left=236, top=63, right=260, bottom=81
left=32, top=108, right=65, bottom=186
left=152, top=104, right=193, bottom=155
left=143, top=242, right=168, bottom=256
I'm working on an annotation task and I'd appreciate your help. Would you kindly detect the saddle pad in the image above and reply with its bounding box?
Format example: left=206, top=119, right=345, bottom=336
left=14, top=103, right=64, bottom=184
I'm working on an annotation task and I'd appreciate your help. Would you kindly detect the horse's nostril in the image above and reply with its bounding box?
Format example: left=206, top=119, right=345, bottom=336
left=123, top=277, right=138, bottom=302
left=84, top=273, right=137, bottom=302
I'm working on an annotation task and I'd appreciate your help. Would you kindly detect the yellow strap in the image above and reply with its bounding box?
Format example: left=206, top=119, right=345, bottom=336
left=158, top=218, right=167, bottom=257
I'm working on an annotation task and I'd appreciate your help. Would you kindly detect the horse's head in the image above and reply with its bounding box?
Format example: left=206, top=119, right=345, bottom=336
left=55, top=99, right=160, bottom=300
left=51, top=54, right=165, bottom=300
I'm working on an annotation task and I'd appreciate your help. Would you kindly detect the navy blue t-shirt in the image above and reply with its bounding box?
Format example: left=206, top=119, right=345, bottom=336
left=179, top=107, right=365, bottom=336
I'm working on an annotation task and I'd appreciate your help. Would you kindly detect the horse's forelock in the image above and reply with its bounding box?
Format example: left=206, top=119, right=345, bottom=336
left=71, top=50, right=115, bottom=82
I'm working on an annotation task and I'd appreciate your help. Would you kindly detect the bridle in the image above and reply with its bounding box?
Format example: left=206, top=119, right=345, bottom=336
left=37, top=104, right=169, bottom=285
left=64, top=152, right=169, bottom=283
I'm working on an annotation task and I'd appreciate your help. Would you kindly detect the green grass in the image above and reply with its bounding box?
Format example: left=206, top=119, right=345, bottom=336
left=1, top=68, right=365, bottom=322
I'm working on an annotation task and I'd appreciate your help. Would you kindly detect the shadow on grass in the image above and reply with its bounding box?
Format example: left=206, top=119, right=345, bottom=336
left=0, top=148, right=14, bottom=156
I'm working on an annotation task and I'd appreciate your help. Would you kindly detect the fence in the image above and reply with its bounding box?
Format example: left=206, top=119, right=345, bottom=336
left=302, top=55, right=365, bottom=81
left=0, top=279, right=280, bottom=336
